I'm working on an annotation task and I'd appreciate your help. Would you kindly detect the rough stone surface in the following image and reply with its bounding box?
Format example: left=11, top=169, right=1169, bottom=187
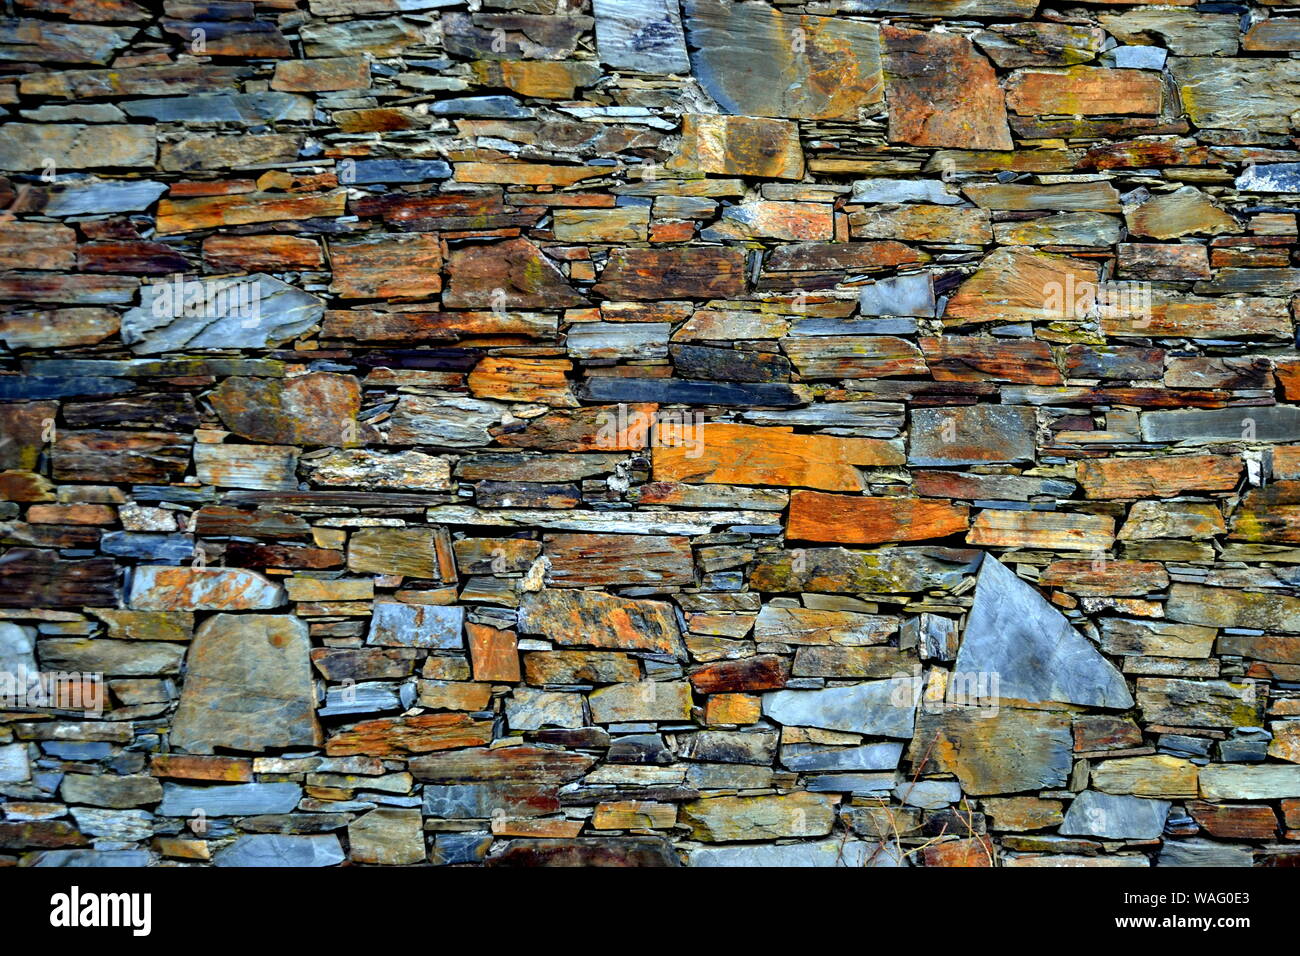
left=0, top=0, right=1295, bottom=873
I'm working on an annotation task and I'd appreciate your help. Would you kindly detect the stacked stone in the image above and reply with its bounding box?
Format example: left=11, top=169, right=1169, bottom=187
left=1, top=0, right=1300, bottom=867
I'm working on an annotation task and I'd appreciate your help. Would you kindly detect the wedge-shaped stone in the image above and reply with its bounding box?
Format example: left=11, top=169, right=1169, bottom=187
left=667, top=114, right=804, bottom=179
left=954, top=554, right=1133, bottom=708
left=882, top=26, right=1011, bottom=150
left=129, top=567, right=285, bottom=611
left=171, top=614, right=320, bottom=755
left=518, top=589, right=686, bottom=658
left=654, top=423, right=901, bottom=492
left=1060, top=791, right=1169, bottom=840
left=682, top=792, right=836, bottom=842
left=683, top=0, right=882, bottom=120
left=913, top=706, right=1071, bottom=796
left=1136, top=678, right=1264, bottom=728
left=763, top=679, right=917, bottom=737
left=1091, top=754, right=1199, bottom=799
left=789, top=492, right=969, bottom=544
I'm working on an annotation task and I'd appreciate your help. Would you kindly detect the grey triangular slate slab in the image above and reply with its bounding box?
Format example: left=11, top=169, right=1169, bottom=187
left=954, top=553, right=1134, bottom=709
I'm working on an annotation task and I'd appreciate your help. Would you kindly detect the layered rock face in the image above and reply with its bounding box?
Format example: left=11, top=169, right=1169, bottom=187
left=2, top=0, right=1300, bottom=868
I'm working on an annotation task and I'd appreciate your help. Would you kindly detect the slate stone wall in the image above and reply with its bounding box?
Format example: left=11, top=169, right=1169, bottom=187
left=1, top=0, right=1299, bottom=867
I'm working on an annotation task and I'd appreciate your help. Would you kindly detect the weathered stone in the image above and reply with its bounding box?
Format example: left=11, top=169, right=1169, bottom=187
left=368, top=603, right=463, bottom=650
left=908, top=405, right=1037, bottom=466
left=171, top=614, right=320, bottom=755
left=129, top=567, right=285, bottom=611
left=914, top=706, right=1072, bottom=796
left=667, top=114, right=804, bottom=179
left=882, top=26, right=1012, bottom=150
left=682, top=792, right=836, bottom=842
left=788, top=492, right=969, bottom=544
left=1092, top=755, right=1199, bottom=799
left=348, top=808, right=425, bottom=866
left=214, top=834, right=345, bottom=867
left=593, top=0, right=689, bottom=74
left=518, top=589, right=687, bottom=658
left=210, top=373, right=361, bottom=447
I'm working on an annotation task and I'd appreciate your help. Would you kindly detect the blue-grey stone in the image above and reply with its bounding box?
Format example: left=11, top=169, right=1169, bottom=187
left=858, top=273, right=936, bottom=317
left=593, top=0, right=689, bottom=74
left=580, top=376, right=803, bottom=407
left=121, top=274, right=323, bottom=354
left=691, top=838, right=906, bottom=867
left=1158, top=838, right=1253, bottom=867
left=763, top=678, right=918, bottom=737
left=954, top=554, right=1134, bottom=709
left=24, top=849, right=152, bottom=867
left=787, top=317, right=919, bottom=336
left=1141, top=406, right=1300, bottom=443
left=41, top=742, right=114, bottom=760
left=70, top=808, right=154, bottom=842
left=431, top=95, right=532, bottom=118
left=100, top=532, right=196, bottom=563
left=852, top=179, right=961, bottom=204
left=121, top=92, right=311, bottom=123
left=213, top=834, right=345, bottom=867
left=781, top=742, right=903, bottom=772
left=742, top=401, right=903, bottom=438
left=368, top=603, right=463, bottom=649
left=346, top=159, right=452, bottom=184
left=1061, top=791, right=1170, bottom=840
left=1111, top=45, right=1166, bottom=70
left=806, top=772, right=896, bottom=794
left=158, top=782, right=302, bottom=817
left=1235, top=162, right=1300, bottom=192
left=0, top=376, right=131, bottom=400
left=896, top=779, right=963, bottom=809
left=43, top=178, right=167, bottom=216
left=318, top=680, right=411, bottom=716
left=431, top=830, right=492, bottom=865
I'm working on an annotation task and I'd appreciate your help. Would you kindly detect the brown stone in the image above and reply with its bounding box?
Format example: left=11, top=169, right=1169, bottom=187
left=788, top=492, right=970, bottom=545
left=882, top=26, right=1012, bottom=150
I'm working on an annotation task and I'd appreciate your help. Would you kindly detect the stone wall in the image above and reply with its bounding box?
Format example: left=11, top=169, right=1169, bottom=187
left=1, top=0, right=1300, bottom=868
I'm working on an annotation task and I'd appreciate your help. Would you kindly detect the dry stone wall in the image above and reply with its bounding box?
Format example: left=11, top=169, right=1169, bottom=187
left=1, top=0, right=1300, bottom=868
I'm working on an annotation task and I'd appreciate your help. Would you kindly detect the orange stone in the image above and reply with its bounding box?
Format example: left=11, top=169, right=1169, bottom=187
left=467, top=622, right=521, bottom=683
left=653, top=423, right=903, bottom=492
left=1006, top=67, right=1163, bottom=115
left=705, top=693, right=762, bottom=725
left=1076, top=454, right=1242, bottom=499
left=788, top=492, right=970, bottom=544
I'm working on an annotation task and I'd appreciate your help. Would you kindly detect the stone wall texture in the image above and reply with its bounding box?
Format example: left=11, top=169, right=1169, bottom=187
left=1, top=0, right=1300, bottom=868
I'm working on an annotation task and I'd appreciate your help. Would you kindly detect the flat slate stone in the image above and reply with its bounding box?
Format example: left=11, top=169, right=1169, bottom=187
left=158, top=781, right=302, bottom=817
left=1060, top=790, right=1170, bottom=840
left=762, top=678, right=918, bottom=737
left=368, top=602, right=464, bottom=649
left=953, top=554, right=1134, bottom=709
left=43, top=179, right=168, bottom=217
left=121, top=274, right=323, bottom=354
left=690, top=838, right=905, bottom=867
left=214, top=834, right=345, bottom=867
